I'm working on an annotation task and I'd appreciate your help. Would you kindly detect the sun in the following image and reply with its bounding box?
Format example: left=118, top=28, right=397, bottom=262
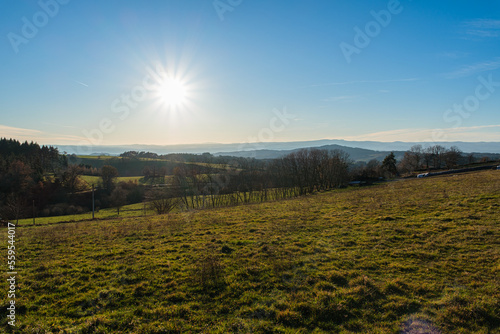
left=147, top=61, right=198, bottom=116
left=159, top=77, right=186, bottom=107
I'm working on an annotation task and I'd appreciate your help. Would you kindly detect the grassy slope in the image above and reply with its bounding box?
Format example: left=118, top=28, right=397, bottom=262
left=75, top=156, right=227, bottom=178
left=78, top=175, right=181, bottom=187
left=16, top=203, right=147, bottom=226
left=1, top=171, right=499, bottom=333
left=79, top=175, right=144, bottom=185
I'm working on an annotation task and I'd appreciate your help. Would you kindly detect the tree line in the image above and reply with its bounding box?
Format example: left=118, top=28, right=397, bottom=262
left=0, top=140, right=354, bottom=220
left=2, top=138, right=497, bottom=220
left=351, top=144, right=498, bottom=179
left=111, top=145, right=500, bottom=215
left=398, top=145, right=464, bottom=173
left=0, top=138, right=67, bottom=221
left=146, top=149, right=352, bottom=213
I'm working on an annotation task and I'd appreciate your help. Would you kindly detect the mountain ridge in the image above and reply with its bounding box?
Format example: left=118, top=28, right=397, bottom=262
left=55, top=139, right=500, bottom=157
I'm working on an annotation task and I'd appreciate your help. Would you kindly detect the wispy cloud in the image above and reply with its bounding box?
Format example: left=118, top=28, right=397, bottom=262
left=322, top=95, right=361, bottom=102
left=437, top=51, right=469, bottom=59
left=464, top=19, right=500, bottom=38
left=74, top=80, right=89, bottom=87
left=42, top=122, right=77, bottom=129
left=310, top=78, right=419, bottom=88
left=322, top=90, right=389, bottom=103
left=344, top=125, right=500, bottom=142
left=0, top=124, right=84, bottom=144
left=443, top=57, right=500, bottom=79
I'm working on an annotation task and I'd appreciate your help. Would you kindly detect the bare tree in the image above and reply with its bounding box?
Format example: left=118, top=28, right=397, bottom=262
left=467, top=153, right=475, bottom=165
left=1, top=195, right=26, bottom=223
left=444, top=146, right=462, bottom=169
left=61, top=164, right=83, bottom=193
left=271, top=148, right=350, bottom=196
left=365, top=159, right=382, bottom=178
left=423, top=145, right=446, bottom=169
left=398, top=152, right=416, bottom=174
left=410, top=145, right=423, bottom=169
left=423, top=147, right=433, bottom=169
left=101, top=165, right=119, bottom=193
left=145, top=188, right=178, bottom=215
left=142, top=166, right=151, bottom=181
left=7, top=160, right=33, bottom=194
left=427, top=145, right=446, bottom=169
left=110, top=185, right=127, bottom=215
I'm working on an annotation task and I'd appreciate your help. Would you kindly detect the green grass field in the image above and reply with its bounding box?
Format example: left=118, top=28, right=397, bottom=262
left=79, top=175, right=144, bottom=186
left=79, top=175, right=178, bottom=188
left=75, top=155, right=118, bottom=160
left=16, top=202, right=148, bottom=226
left=2, top=171, right=499, bottom=333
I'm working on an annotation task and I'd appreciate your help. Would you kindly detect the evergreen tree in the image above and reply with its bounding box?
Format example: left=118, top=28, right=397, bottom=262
left=382, top=152, right=398, bottom=177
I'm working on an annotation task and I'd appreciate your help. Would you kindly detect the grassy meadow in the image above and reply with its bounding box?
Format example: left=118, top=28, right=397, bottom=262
left=1, top=171, right=499, bottom=333
left=15, top=202, right=147, bottom=226
left=79, top=175, right=145, bottom=186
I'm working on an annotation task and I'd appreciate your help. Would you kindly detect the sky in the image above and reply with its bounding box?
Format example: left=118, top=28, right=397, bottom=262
left=1, top=0, right=500, bottom=149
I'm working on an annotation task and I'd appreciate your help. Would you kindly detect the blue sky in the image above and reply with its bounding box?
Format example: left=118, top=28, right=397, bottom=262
left=1, top=0, right=500, bottom=147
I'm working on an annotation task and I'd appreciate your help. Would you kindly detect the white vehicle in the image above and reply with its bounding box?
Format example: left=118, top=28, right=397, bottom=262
left=417, top=173, right=429, bottom=178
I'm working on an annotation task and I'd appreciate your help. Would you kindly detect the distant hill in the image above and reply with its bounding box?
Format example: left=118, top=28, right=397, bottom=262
left=55, top=139, right=500, bottom=157
left=215, top=144, right=406, bottom=162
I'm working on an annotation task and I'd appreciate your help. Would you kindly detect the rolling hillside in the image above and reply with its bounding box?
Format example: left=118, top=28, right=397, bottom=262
left=2, top=170, right=499, bottom=333
left=56, top=140, right=500, bottom=156
left=215, top=144, right=407, bottom=162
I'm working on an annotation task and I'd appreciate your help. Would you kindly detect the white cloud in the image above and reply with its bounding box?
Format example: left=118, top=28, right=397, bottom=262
left=0, top=124, right=84, bottom=145
left=443, top=57, right=500, bottom=79
left=310, top=78, right=419, bottom=87
left=437, top=51, right=469, bottom=59
left=323, top=95, right=360, bottom=102
left=344, top=125, right=500, bottom=142
left=464, top=19, right=500, bottom=38
left=74, top=80, right=89, bottom=87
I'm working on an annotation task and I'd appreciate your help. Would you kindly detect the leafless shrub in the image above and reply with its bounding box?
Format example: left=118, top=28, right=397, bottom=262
left=145, top=188, right=178, bottom=215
